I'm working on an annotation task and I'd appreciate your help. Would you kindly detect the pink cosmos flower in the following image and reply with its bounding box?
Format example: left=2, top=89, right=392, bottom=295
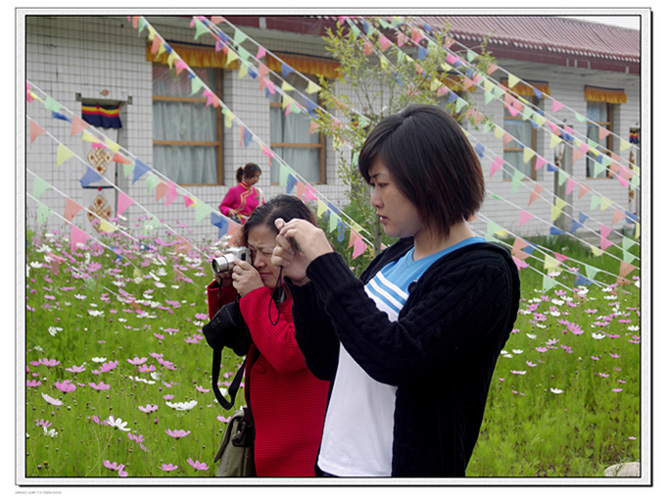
left=100, top=360, right=119, bottom=373
left=157, top=358, right=177, bottom=370
left=26, top=380, right=42, bottom=387
left=128, top=433, right=144, bottom=443
left=38, top=358, right=60, bottom=367
left=612, top=388, right=623, bottom=392
left=567, top=323, right=584, bottom=335
left=138, top=364, right=156, bottom=373
left=526, top=361, right=537, bottom=368
left=165, top=429, right=190, bottom=439
left=103, top=460, right=121, bottom=471
left=194, top=313, right=208, bottom=321
left=187, top=458, right=209, bottom=471
left=154, top=333, right=164, bottom=340
left=41, top=393, right=63, bottom=406
left=89, top=382, right=111, bottom=391
left=195, top=385, right=210, bottom=393
left=35, top=419, right=52, bottom=428
left=609, top=353, right=621, bottom=359
left=159, top=464, right=178, bottom=472
left=535, top=347, right=548, bottom=353
left=138, top=404, right=158, bottom=413
left=598, top=373, right=610, bottom=378
left=55, top=380, right=76, bottom=394
left=127, top=356, right=148, bottom=366
left=117, top=464, right=128, bottom=477
left=65, top=364, right=86, bottom=374
left=217, top=415, right=231, bottom=424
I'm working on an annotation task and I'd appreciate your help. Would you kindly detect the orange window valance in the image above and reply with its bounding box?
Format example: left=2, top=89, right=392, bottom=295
left=266, top=52, right=341, bottom=80
left=501, top=80, right=550, bottom=97
left=146, top=42, right=239, bottom=69
left=585, top=86, right=627, bottom=104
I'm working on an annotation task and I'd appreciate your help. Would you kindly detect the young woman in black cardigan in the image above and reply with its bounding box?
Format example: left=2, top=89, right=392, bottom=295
left=272, top=104, right=520, bottom=477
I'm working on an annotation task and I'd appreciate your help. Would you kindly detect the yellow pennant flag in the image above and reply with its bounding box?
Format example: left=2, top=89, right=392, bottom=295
left=534, top=114, right=547, bottom=127
left=589, top=244, right=604, bottom=257
left=550, top=133, right=563, bottom=150
left=105, top=137, right=121, bottom=154
left=56, top=144, right=75, bottom=167
left=317, top=200, right=327, bottom=217
left=98, top=219, right=116, bottom=233
left=81, top=131, right=100, bottom=143
left=494, top=125, right=505, bottom=139
left=620, top=138, right=631, bottom=151
left=167, top=51, right=177, bottom=68
left=238, top=62, right=248, bottom=79
left=523, top=147, right=536, bottom=164
left=225, top=49, right=239, bottom=67
left=544, top=255, right=560, bottom=272
left=507, top=73, right=520, bottom=88
left=281, top=80, right=295, bottom=92
left=430, top=78, right=443, bottom=92
left=600, top=196, right=612, bottom=211
left=483, top=78, right=494, bottom=93
left=224, top=109, right=234, bottom=128
left=551, top=196, right=567, bottom=221
left=282, top=94, right=295, bottom=110
left=305, top=81, right=321, bottom=94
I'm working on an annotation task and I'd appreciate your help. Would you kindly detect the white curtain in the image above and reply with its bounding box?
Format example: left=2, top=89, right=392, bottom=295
left=152, top=65, right=220, bottom=184
left=269, top=73, right=322, bottom=183
left=586, top=102, right=608, bottom=178
left=503, top=115, right=534, bottom=179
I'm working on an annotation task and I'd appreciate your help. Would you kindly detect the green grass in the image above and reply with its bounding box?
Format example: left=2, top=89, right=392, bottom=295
left=22, top=227, right=641, bottom=478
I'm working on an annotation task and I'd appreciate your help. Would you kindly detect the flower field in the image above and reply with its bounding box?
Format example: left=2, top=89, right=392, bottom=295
left=21, top=227, right=641, bottom=479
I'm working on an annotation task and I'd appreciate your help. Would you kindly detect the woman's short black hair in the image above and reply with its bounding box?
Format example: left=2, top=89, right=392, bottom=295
left=236, top=162, right=262, bottom=183
left=358, top=104, right=485, bottom=238
left=240, top=194, right=318, bottom=246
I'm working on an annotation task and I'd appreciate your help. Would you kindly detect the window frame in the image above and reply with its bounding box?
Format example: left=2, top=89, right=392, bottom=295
left=585, top=101, right=615, bottom=179
left=503, top=95, right=539, bottom=181
left=151, top=64, right=224, bottom=186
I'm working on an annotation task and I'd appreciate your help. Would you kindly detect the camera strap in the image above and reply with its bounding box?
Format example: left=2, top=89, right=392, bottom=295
left=212, top=347, right=246, bottom=410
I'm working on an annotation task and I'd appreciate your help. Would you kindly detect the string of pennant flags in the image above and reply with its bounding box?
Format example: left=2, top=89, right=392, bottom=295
left=25, top=15, right=640, bottom=292
left=375, top=15, right=641, bottom=167
left=343, top=16, right=641, bottom=215
left=133, top=15, right=374, bottom=257
left=193, top=13, right=640, bottom=253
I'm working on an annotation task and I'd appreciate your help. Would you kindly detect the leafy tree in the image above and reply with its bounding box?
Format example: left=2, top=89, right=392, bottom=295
left=313, top=17, right=495, bottom=254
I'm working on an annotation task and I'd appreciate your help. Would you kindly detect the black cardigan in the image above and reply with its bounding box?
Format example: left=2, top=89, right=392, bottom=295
left=288, top=238, right=520, bottom=477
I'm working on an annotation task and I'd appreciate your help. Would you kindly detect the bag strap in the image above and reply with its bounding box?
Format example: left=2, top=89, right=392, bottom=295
left=212, top=347, right=246, bottom=410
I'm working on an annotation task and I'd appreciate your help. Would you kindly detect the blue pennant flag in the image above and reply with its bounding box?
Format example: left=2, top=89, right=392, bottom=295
left=533, top=87, right=543, bottom=99
left=79, top=166, right=104, bottom=188
left=247, top=67, right=257, bottom=79
left=210, top=212, right=229, bottom=238
left=522, top=240, right=537, bottom=255
left=242, top=128, right=253, bottom=148
left=625, top=211, right=638, bottom=224
left=52, top=111, right=71, bottom=122
left=163, top=41, right=172, bottom=54
left=570, top=220, right=583, bottom=233
left=132, top=159, right=152, bottom=184
left=575, top=272, right=593, bottom=286
left=327, top=202, right=340, bottom=214
left=337, top=221, right=345, bottom=243
left=305, top=98, right=318, bottom=115
left=546, top=163, right=558, bottom=172
left=417, top=45, right=427, bottom=60
left=281, top=62, right=295, bottom=77
left=286, top=174, right=297, bottom=194
left=579, top=212, right=589, bottom=224
left=448, top=91, right=458, bottom=103
left=474, top=142, right=485, bottom=158
left=550, top=227, right=565, bottom=235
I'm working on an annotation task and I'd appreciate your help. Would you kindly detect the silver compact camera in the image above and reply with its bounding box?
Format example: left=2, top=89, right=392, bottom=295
left=211, top=246, right=251, bottom=274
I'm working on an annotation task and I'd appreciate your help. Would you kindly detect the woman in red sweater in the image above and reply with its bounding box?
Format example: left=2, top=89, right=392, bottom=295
left=209, top=194, right=330, bottom=477
left=218, top=163, right=264, bottom=223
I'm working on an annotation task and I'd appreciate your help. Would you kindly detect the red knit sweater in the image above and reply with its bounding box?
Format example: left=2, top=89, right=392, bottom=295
left=237, top=287, right=329, bottom=477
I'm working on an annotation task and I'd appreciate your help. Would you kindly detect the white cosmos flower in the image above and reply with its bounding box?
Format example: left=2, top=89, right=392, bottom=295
left=592, top=333, right=606, bottom=340
left=88, top=310, right=104, bottom=317
left=512, top=349, right=523, bottom=355
left=43, top=426, right=58, bottom=438
left=534, top=323, right=546, bottom=329
left=166, top=400, right=198, bottom=411
left=92, top=357, right=107, bottom=363
left=29, top=262, right=44, bottom=269
left=628, top=325, right=640, bottom=331
left=48, top=326, right=62, bottom=337
left=108, top=416, right=130, bottom=432
left=551, top=299, right=564, bottom=306
left=74, top=294, right=87, bottom=300
left=526, top=334, right=537, bottom=339
left=550, top=388, right=564, bottom=394
left=128, top=376, right=155, bottom=385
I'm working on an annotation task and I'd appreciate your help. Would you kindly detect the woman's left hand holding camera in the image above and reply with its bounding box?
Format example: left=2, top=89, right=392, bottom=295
left=231, top=259, right=263, bottom=297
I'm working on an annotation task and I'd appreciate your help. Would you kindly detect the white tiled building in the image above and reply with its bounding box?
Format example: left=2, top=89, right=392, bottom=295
left=22, top=13, right=644, bottom=248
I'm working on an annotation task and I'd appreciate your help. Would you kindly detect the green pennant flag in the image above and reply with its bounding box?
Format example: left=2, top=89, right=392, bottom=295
left=512, top=170, right=525, bottom=193
left=585, top=264, right=600, bottom=281
left=124, top=162, right=135, bottom=179
left=234, top=29, right=247, bottom=45
left=623, top=250, right=637, bottom=264
left=455, top=97, right=467, bottom=113
left=542, top=275, right=557, bottom=293
left=193, top=19, right=208, bottom=40
left=237, top=46, right=251, bottom=62
left=575, top=112, right=586, bottom=123
left=32, top=176, right=50, bottom=198
left=145, top=173, right=160, bottom=193
left=44, top=96, right=62, bottom=113
left=279, top=163, right=289, bottom=186
left=191, top=76, right=204, bottom=95
left=37, top=202, right=53, bottom=226
left=195, top=202, right=212, bottom=223
left=328, top=212, right=339, bottom=232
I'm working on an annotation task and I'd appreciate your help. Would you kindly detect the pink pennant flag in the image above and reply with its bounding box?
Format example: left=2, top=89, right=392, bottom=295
left=70, top=224, right=89, bottom=253
left=554, top=252, right=568, bottom=263
left=151, top=36, right=162, bottom=54
left=165, top=181, right=178, bottom=206
left=175, top=59, right=188, bottom=75
left=611, top=209, right=625, bottom=225
left=598, top=127, right=611, bottom=140
left=489, top=156, right=504, bottom=177
left=363, top=41, right=374, bottom=56
left=348, top=230, right=357, bottom=250
left=572, top=147, right=585, bottom=164
left=619, top=261, right=636, bottom=278
left=70, top=115, right=90, bottom=136
left=519, top=209, right=534, bottom=227
left=411, top=26, right=424, bottom=43
left=512, top=256, right=529, bottom=270
left=210, top=16, right=224, bottom=24
left=487, top=64, right=499, bottom=75
left=117, top=191, right=134, bottom=217
left=379, top=35, right=391, bottom=51
left=551, top=99, right=565, bottom=113
left=64, top=198, right=83, bottom=221
left=155, top=182, right=168, bottom=201
left=579, top=143, right=589, bottom=155
left=616, top=174, right=629, bottom=188
left=30, top=120, right=45, bottom=144
left=535, top=156, right=547, bottom=171
left=352, top=234, right=368, bottom=259
left=397, top=32, right=408, bottom=47
left=528, top=184, right=545, bottom=206
left=256, top=46, right=266, bottom=59
left=600, top=224, right=612, bottom=238
left=578, top=184, right=591, bottom=199
left=258, top=62, right=270, bottom=78
left=296, top=181, right=306, bottom=200
left=566, top=178, right=578, bottom=195
left=600, top=237, right=612, bottom=251
left=183, top=195, right=195, bottom=207
left=512, top=236, right=529, bottom=254
left=304, top=186, right=317, bottom=203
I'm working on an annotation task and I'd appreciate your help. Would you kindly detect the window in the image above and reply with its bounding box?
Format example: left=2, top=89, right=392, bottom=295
left=586, top=101, right=614, bottom=178
left=269, top=72, right=325, bottom=184
left=584, top=86, right=626, bottom=179
left=152, top=64, right=223, bottom=185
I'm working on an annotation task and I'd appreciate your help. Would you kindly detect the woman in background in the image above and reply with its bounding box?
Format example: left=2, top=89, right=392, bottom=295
left=219, top=162, right=264, bottom=224
left=208, top=194, right=330, bottom=477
